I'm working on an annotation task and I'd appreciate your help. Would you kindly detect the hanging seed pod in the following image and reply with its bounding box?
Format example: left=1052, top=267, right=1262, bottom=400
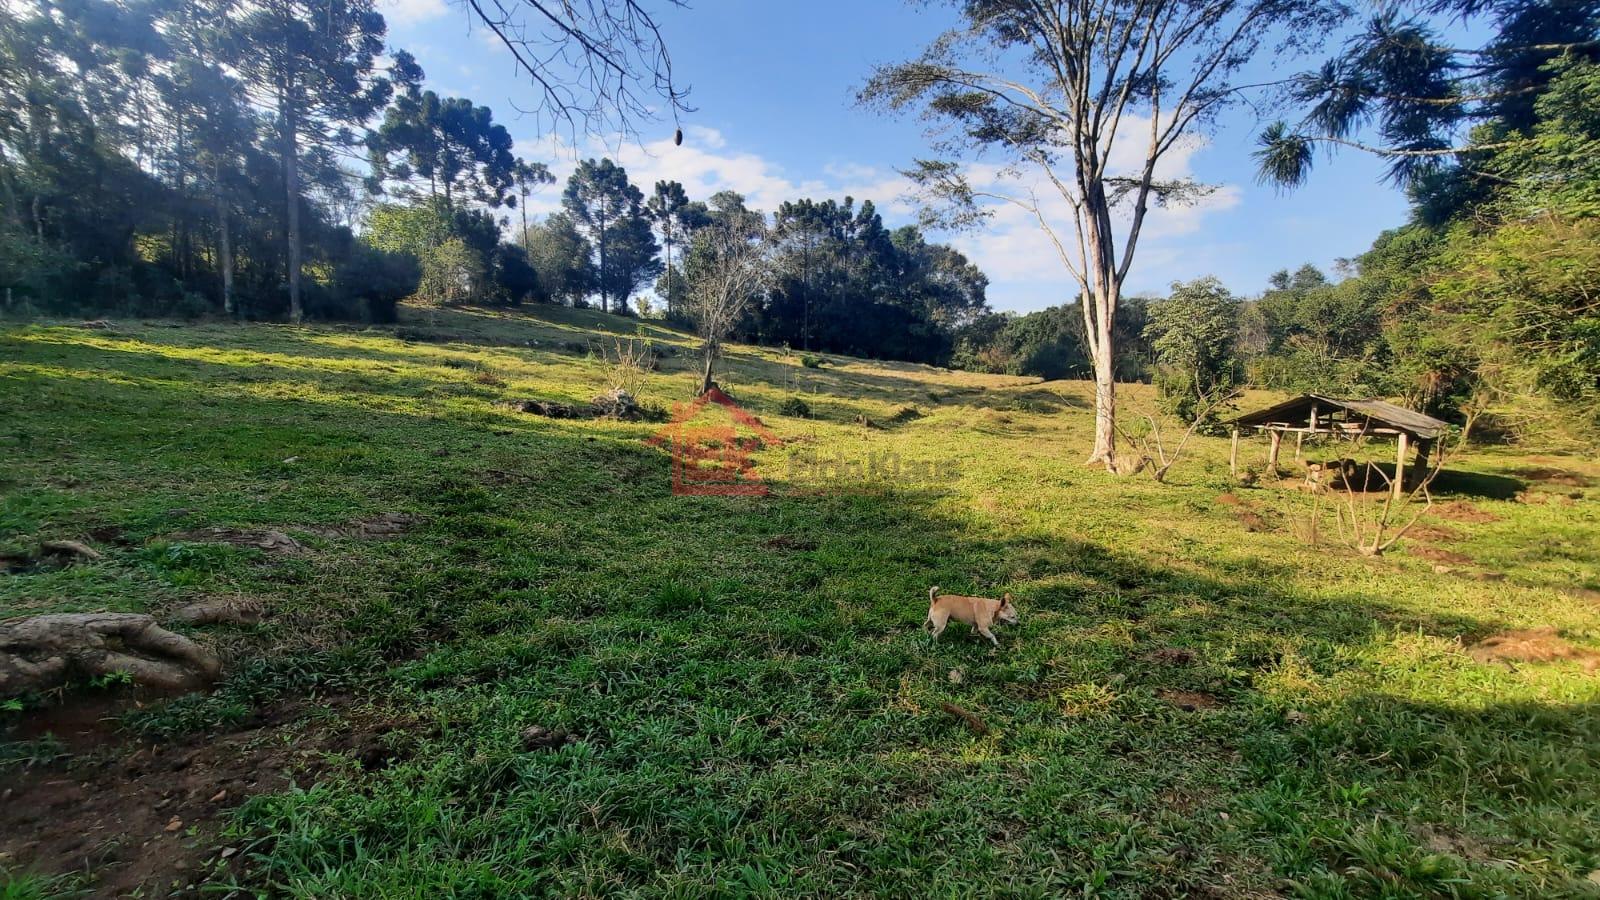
left=674, top=127, right=683, bottom=146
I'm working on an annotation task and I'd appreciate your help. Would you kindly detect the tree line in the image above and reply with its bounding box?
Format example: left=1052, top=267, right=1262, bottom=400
left=0, top=0, right=990, bottom=367
left=927, top=0, right=1600, bottom=447
left=866, top=0, right=1600, bottom=465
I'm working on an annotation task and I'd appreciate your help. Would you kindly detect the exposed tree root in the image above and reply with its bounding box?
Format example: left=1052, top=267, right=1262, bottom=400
left=0, top=613, right=221, bottom=697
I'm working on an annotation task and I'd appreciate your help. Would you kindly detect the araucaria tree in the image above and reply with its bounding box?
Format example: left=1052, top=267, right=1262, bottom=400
left=227, top=0, right=391, bottom=323
left=562, top=158, right=657, bottom=313
left=367, top=84, right=518, bottom=211
left=862, top=0, right=1339, bottom=469
left=645, top=180, right=704, bottom=318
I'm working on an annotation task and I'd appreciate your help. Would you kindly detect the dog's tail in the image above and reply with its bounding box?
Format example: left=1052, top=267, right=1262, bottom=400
left=924, top=586, right=941, bottom=629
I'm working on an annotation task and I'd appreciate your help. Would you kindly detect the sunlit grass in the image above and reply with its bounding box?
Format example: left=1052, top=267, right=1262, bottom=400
left=1, top=303, right=1597, bottom=896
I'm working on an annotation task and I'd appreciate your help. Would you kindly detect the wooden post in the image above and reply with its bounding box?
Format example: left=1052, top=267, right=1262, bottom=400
left=1230, top=427, right=1240, bottom=477
left=1268, top=430, right=1282, bottom=472
left=1393, top=431, right=1410, bottom=500
left=1294, top=431, right=1304, bottom=460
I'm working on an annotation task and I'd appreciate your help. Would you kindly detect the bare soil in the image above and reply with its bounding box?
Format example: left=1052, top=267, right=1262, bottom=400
left=1407, top=545, right=1476, bottom=566
left=1157, top=689, right=1223, bottom=711
left=1433, top=501, right=1500, bottom=524
left=1466, top=628, right=1600, bottom=671
left=1145, top=647, right=1198, bottom=666
left=168, top=527, right=303, bottom=554
left=0, top=692, right=429, bottom=897
left=1407, top=524, right=1464, bottom=543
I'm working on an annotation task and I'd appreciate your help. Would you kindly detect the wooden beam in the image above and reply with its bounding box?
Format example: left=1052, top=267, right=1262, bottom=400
left=1294, top=431, right=1304, bottom=460
left=1230, top=427, right=1240, bottom=477
left=1394, top=431, right=1410, bottom=500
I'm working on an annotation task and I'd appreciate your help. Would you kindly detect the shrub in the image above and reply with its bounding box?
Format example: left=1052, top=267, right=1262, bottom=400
left=779, top=396, right=812, bottom=417
left=333, top=244, right=421, bottom=323
left=800, top=354, right=824, bottom=369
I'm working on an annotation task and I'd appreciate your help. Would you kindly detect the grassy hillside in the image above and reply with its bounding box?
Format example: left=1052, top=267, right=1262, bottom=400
left=2, top=304, right=1599, bottom=897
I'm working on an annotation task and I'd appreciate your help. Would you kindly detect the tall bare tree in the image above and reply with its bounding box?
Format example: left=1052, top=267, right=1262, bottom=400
left=685, top=215, right=770, bottom=395
left=862, top=0, right=1339, bottom=468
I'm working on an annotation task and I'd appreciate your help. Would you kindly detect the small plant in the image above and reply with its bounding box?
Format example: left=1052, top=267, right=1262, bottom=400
left=89, top=669, right=135, bottom=690
left=779, top=396, right=812, bottom=417
left=602, top=335, right=655, bottom=401
left=800, top=354, right=824, bottom=369
left=1116, top=387, right=1239, bottom=482
left=1300, top=427, right=1456, bottom=556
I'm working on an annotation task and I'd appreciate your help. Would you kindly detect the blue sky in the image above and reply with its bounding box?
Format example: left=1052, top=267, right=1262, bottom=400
left=379, top=0, right=1415, bottom=313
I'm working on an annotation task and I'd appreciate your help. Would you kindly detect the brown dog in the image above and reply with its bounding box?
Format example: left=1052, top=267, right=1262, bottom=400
left=925, top=586, right=1018, bottom=646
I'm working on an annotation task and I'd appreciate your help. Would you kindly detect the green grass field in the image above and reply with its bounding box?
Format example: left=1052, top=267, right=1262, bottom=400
left=2, top=304, right=1599, bottom=898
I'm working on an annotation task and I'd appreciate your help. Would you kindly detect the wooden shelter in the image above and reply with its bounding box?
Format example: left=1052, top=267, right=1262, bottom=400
left=1228, top=394, right=1449, bottom=498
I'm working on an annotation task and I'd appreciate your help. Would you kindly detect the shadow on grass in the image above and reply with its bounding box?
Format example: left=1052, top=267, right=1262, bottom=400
left=3, top=324, right=1597, bottom=896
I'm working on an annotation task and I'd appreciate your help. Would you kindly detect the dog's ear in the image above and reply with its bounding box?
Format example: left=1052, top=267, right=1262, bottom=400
left=1001, top=592, right=1013, bottom=606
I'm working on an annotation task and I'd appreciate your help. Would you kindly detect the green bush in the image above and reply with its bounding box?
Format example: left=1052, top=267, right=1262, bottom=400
left=779, top=396, right=812, bottom=417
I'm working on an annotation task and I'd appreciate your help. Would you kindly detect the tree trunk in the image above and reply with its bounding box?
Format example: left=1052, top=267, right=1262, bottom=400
left=699, top=340, right=718, bottom=395
left=597, top=217, right=609, bottom=313
left=174, top=109, right=189, bottom=278
left=1080, top=185, right=1120, bottom=469
left=279, top=86, right=303, bottom=324
left=1080, top=280, right=1117, bottom=467
left=519, top=194, right=529, bottom=254
left=664, top=229, right=673, bottom=318
left=216, top=161, right=234, bottom=317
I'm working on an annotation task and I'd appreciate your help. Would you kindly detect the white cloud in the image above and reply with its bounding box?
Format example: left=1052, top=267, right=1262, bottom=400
left=377, top=0, right=447, bottom=28
left=510, top=127, right=915, bottom=222
left=941, top=116, right=1241, bottom=309
left=504, top=120, right=1237, bottom=313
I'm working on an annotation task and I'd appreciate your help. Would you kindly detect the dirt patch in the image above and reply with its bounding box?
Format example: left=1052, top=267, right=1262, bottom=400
left=307, top=513, right=419, bottom=540
left=1510, top=466, right=1595, bottom=488
left=1407, top=524, right=1463, bottom=543
left=1213, top=493, right=1270, bottom=532
left=1145, top=647, right=1197, bottom=666
left=1406, top=545, right=1475, bottom=566
left=2, top=539, right=107, bottom=574
left=85, top=525, right=136, bottom=547
left=1418, top=825, right=1494, bottom=861
left=169, top=527, right=302, bottom=554
left=1433, top=501, right=1499, bottom=524
left=1563, top=586, right=1600, bottom=604
left=171, top=597, right=265, bottom=626
left=1158, top=689, right=1223, bottom=711
left=1466, top=627, right=1600, bottom=671
left=760, top=534, right=817, bottom=552
left=0, top=693, right=428, bottom=897
left=1235, top=509, right=1268, bottom=532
